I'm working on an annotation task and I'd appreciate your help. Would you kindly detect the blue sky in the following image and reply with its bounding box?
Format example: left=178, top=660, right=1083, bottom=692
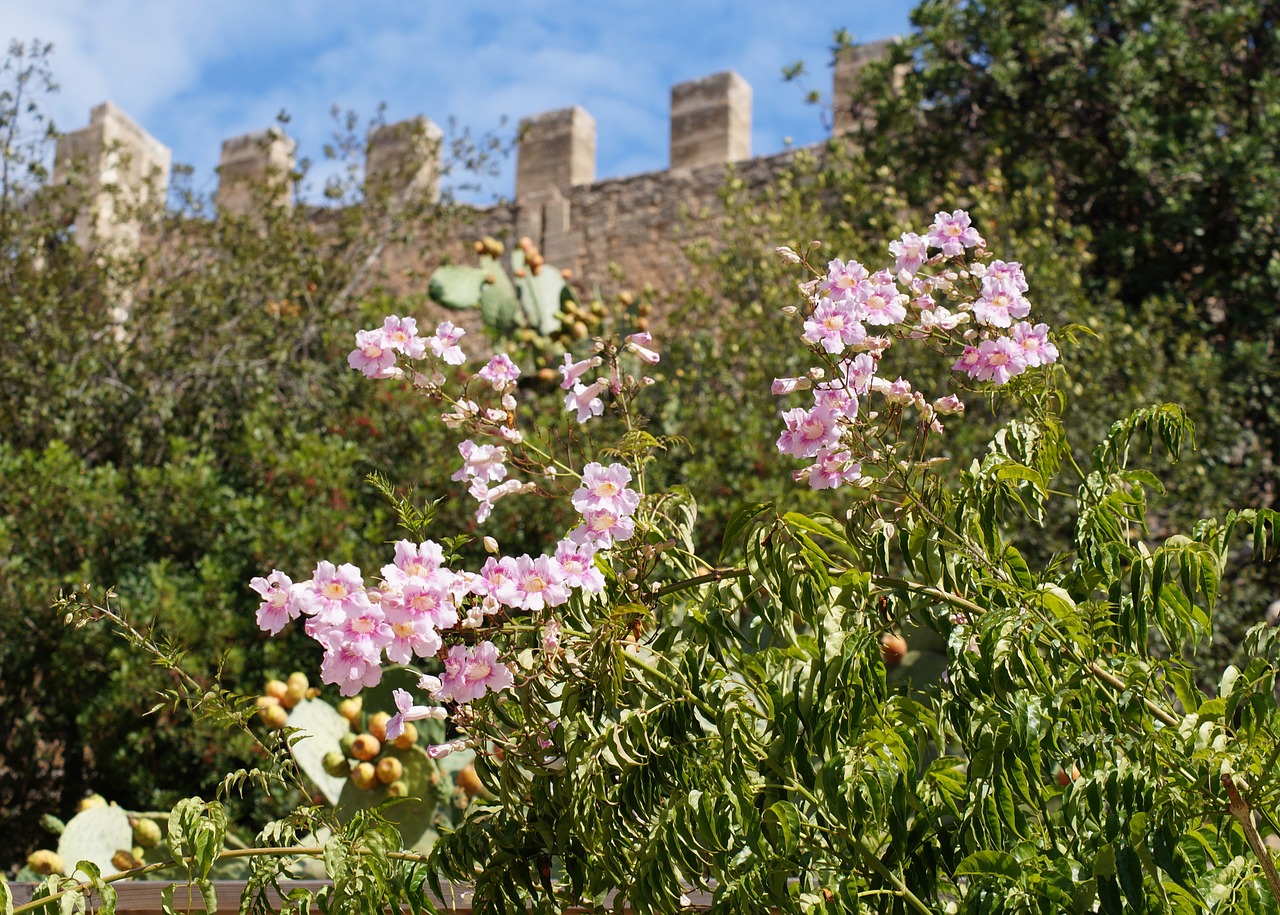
left=7, top=1, right=917, bottom=203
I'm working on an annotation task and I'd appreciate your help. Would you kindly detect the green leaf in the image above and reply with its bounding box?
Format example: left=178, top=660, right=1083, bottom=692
left=196, top=880, right=216, bottom=915
left=762, top=801, right=800, bottom=856
left=955, top=850, right=1022, bottom=881
left=1115, top=845, right=1145, bottom=911
left=720, top=502, right=772, bottom=562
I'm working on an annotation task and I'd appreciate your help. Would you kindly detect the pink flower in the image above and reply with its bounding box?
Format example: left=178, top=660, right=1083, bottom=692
left=952, top=345, right=984, bottom=379
left=873, top=376, right=913, bottom=405
left=383, top=602, right=443, bottom=664
left=565, top=380, right=607, bottom=423
left=985, top=260, right=1028, bottom=294
left=972, top=282, right=1031, bottom=328
left=496, top=555, right=570, bottom=612
left=861, top=282, right=908, bottom=326
left=771, top=376, right=812, bottom=396
left=385, top=688, right=445, bottom=742
left=813, top=383, right=859, bottom=421
left=820, top=258, right=871, bottom=301
left=807, top=448, right=863, bottom=490
left=427, top=739, right=468, bottom=760
left=441, top=399, right=479, bottom=429
left=803, top=297, right=867, bottom=354
left=572, top=508, right=636, bottom=548
left=383, top=540, right=444, bottom=582
left=296, top=561, right=366, bottom=624
left=435, top=641, right=514, bottom=705
left=427, top=321, right=466, bottom=365
left=1010, top=322, right=1059, bottom=367
left=380, top=316, right=427, bottom=358
left=888, top=232, right=928, bottom=276
left=542, top=619, right=562, bottom=654
left=452, top=440, right=507, bottom=484
left=926, top=210, right=983, bottom=256
left=572, top=463, right=641, bottom=517
left=559, top=353, right=603, bottom=390
left=472, top=556, right=520, bottom=599
left=250, top=570, right=298, bottom=635
left=975, top=337, right=1028, bottom=385
left=308, top=597, right=392, bottom=660
left=469, top=478, right=535, bottom=524
left=348, top=329, right=398, bottom=378
left=555, top=538, right=605, bottom=593
left=917, top=306, right=966, bottom=332
left=626, top=332, right=661, bottom=365
left=933, top=394, right=965, bottom=415
left=776, top=405, right=841, bottom=459
left=478, top=353, right=521, bottom=390
left=840, top=353, right=878, bottom=395
left=395, top=576, right=459, bottom=630
left=320, top=642, right=384, bottom=696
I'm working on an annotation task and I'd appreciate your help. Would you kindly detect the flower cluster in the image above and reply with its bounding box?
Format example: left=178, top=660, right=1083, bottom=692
left=774, top=210, right=1059, bottom=489
left=558, top=332, right=659, bottom=425
left=348, top=316, right=467, bottom=379
left=262, top=310, right=656, bottom=755
left=252, top=457, right=639, bottom=748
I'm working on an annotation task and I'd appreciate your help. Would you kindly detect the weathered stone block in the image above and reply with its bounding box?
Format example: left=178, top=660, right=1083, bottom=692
left=216, top=127, right=296, bottom=215
left=366, top=116, right=443, bottom=201
left=53, top=101, right=171, bottom=251
left=670, top=71, right=751, bottom=170
left=832, top=38, right=899, bottom=135
left=515, top=106, right=595, bottom=198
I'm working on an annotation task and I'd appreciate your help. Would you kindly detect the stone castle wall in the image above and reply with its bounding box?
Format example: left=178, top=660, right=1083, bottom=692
left=54, top=40, right=897, bottom=303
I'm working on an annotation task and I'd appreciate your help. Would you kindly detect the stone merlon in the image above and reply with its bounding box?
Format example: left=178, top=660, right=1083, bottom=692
left=670, top=70, right=751, bottom=170
left=53, top=101, right=171, bottom=251
left=216, top=126, right=297, bottom=215
left=515, top=106, right=597, bottom=199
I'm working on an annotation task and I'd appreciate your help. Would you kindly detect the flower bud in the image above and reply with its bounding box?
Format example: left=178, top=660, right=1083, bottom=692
left=483, top=536, right=499, bottom=554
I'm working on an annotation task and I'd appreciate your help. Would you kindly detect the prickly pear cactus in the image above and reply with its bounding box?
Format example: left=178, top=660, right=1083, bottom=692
left=510, top=248, right=570, bottom=335
left=428, top=236, right=575, bottom=339
left=478, top=254, right=519, bottom=332
left=428, top=265, right=488, bottom=311
left=286, top=697, right=352, bottom=805
left=56, top=804, right=133, bottom=878
left=276, top=665, right=492, bottom=854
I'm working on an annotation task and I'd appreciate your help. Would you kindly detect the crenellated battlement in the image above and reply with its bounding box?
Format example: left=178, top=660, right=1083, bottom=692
left=54, top=39, right=899, bottom=295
